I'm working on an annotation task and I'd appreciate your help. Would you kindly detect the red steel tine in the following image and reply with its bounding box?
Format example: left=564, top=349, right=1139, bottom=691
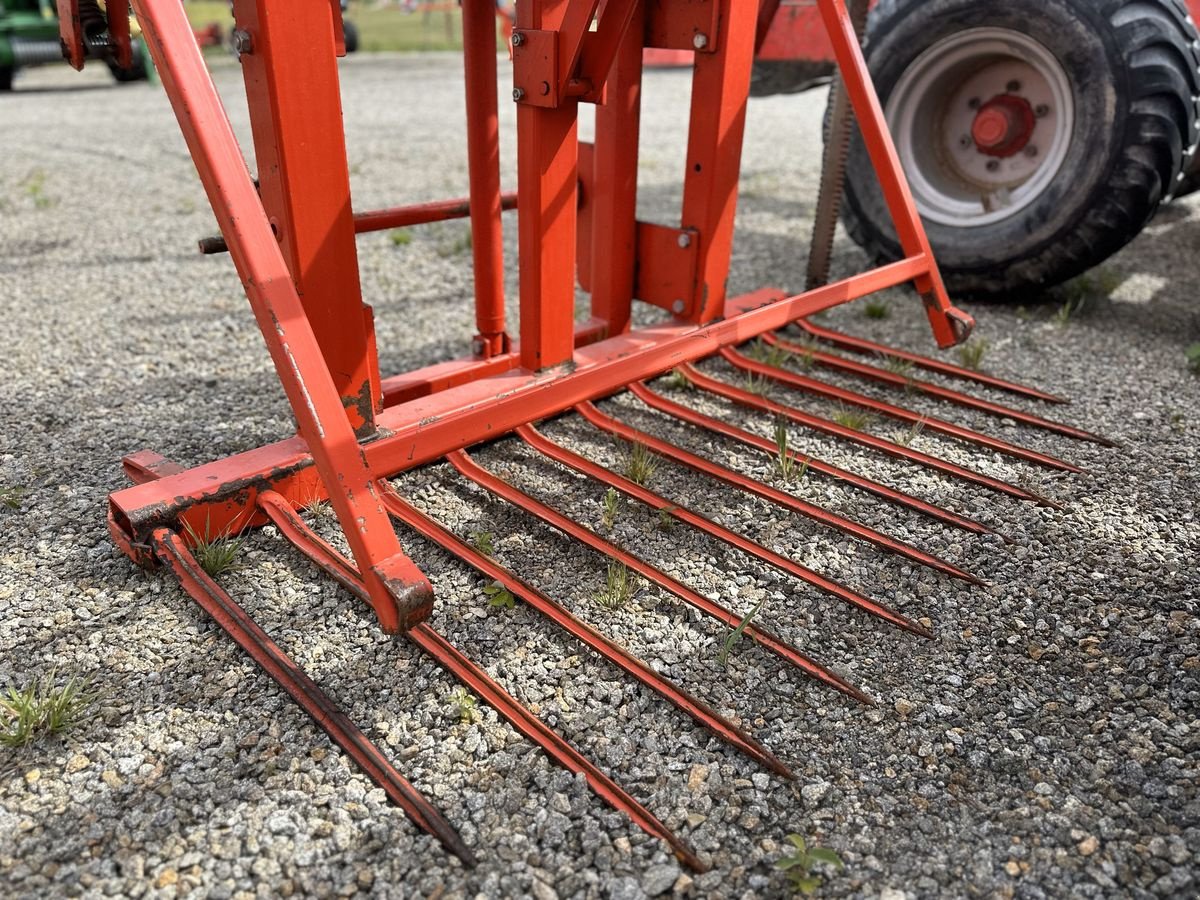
left=446, top=449, right=874, bottom=704
left=148, top=527, right=475, bottom=866
left=375, top=484, right=794, bottom=778
left=629, top=381, right=998, bottom=537
left=515, top=424, right=934, bottom=638
left=723, top=347, right=1083, bottom=472
left=793, top=318, right=1068, bottom=404
left=764, top=332, right=1113, bottom=446
left=405, top=623, right=707, bottom=873
left=574, top=400, right=982, bottom=585
left=679, top=363, right=1063, bottom=509
left=255, top=492, right=705, bottom=871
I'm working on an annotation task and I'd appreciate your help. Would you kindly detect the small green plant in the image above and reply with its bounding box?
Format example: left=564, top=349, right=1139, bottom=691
left=831, top=405, right=874, bottom=432
left=880, top=355, right=915, bottom=382
left=718, top=596, right=765, bottom=667
left=596, top=560, right=635, bottom=610
left=956, top=338, right=988, bottom=372
left=303, top=496, right=332, bottom=520
left=438, top=227, right=473, bottom=258
left=0, top=485, right=25, bottom=510
left=665, top=367, right=692, bottom=390
left=182, top=515, right=245, bottom=577
left=777, top=834, right=845, bottom=896
left=1054, top=295, right=1086, bottom=327
left=1186, top=343, right=1200, bottom=375
left=863, top=299, right=890, bottom=320
left=1, top=671, right=98, bottom=748
left=482, top=579, right=515, bottom=610
left=773, top=421, right=810, bottom=484
left=657, top=506, right=677, bottom=532
left=389, top=228, right=412, bottom=247
left=743, top=372, right=772, bottom=397
left=24, top=169, right=54, bottom=210
left=470, top=530, right=496, bottom=557
left=624, top=442, right=659, bottom=487
left=448, top=687, right=478, bottom=724
left=895, top=417, right=927, bottom=448
left=745, top=338, right=792, bottom=368
left=600, top=487, right=621, bottom=530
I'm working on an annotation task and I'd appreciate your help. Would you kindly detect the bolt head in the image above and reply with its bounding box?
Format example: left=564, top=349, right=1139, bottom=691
left=512, top=88, right=525, bottom=102
left=1024, top=144, right=1039, bottom=157
left=968, top=97, right=981, bottom=110
left=677, top=232, right=691, bottom=249
left=986, top=159, right=1000, bottom=172
left=232, top=29, right=253, bottom=55
left=1006, top=80, right=1021, bottom=93
left=671, top=299, right=686, bottom=314
left=1034, top=104, right=1050, bottom=117
left=692, top=33, right=708, bottom=50
left=511, top=31, right=524, bottom=47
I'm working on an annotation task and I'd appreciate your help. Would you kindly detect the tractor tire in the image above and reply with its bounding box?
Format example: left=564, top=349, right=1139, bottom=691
left=837, top=0, right=1200, bottom=299
left=0, top=66, right=13, bottom=92
left=343, top=19, right=360, bottom=54
left=107, top=40, right=149, bottom=83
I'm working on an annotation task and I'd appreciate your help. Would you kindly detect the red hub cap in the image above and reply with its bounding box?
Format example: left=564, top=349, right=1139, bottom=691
left=970, top=94, right=1037, bottom=158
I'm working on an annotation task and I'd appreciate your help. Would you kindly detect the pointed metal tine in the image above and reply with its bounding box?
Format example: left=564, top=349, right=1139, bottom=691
left=445, top=449, right=874, bottom=705
left=679, top=362, right=1061, bottom=508
left=149, top=525, right=476, bottom=866
left=724, top=347, right=1083, bottom=473
left=575, top=400, right=982, bottom=585
left=793, top=318, right=1068, bottom=404
left=629, top=381, right=999, bottom=538
left=376, top=482, right=794, bottom=779
left=515, top=423, right=934, bottom=639
left=257, top=491, right=706, bottom=871
left=405, top=622, right=708, bottom=873
left=765, top=333, right=1114, bottom=447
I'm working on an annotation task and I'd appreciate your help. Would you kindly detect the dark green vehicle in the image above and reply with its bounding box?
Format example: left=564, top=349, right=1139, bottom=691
left=1, top=0, right=148, bottom=91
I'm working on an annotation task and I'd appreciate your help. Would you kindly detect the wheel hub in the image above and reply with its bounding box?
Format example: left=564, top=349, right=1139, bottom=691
left=971, top=94, right=1036, bottom=157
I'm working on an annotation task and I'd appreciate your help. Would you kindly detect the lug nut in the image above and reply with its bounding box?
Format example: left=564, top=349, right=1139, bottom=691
left=1035, top=104, right=1050, bottom=117
left=1025, top=145, right=1039, bottom=157
left=959, top=135, right=972, bottom=148
left=986, top=159, right=1000, bottom=172
left=1006, top=80, right=1021, bottom=92
left=968, top=97, right=981, bottom=109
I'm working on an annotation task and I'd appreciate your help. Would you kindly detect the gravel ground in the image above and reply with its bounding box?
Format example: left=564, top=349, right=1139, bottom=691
left=1, top=53, right=1198, bottom=900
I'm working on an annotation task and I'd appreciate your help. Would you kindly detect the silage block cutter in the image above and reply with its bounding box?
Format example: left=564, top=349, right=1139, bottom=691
left=60, top=0, right=1112, bottom=869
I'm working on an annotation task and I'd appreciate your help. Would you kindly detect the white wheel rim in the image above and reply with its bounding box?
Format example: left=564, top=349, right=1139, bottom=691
left=886, top=27, right=1076, bottom=228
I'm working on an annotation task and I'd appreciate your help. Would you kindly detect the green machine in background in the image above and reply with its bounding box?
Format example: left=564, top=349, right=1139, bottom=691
left=1, top=0, right=149, bottom=90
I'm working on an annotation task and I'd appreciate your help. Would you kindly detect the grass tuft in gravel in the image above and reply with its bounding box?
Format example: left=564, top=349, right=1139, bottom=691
left=0, top=485, right=25, bottom=510
left=1, top=671, right=98, bottom=748
left=183, top=516, right=245, bottom=577
left=956, top=337, right=989, bottom=371
left=448, top=687, right=479, bottom=724
left=600, top=487, right=621, bottom=530
left=743, top=371, right=772, bottom=397
left=470, top=530, right=496, bottom=557
left=665, top=367, right=692, bottom=390
left=745, top=338, right=792, bottom=368
left=623, top=441, right=659, bottom=486
left=718, top=596, right=765, bottom=667
left=863, top=299, right=890, bottom=320
left=773, top=421, right=809, bottom=484
left=596, top=560, right=635, bottom=610
left=1186, top=342, right=1200, bottom=375
left=830, top=405, right=874, bottom=432
left=481, top=579, right=514, bottom=610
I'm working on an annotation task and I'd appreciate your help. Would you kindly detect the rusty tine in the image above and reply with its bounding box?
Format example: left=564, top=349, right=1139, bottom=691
left=445, top=448, right=874, bottom=705
left=764, top=332, right=1113, bottom=446
left=376, top=483, right=794, bottom=779
left=629, top=381, right=998, bottom=538
left=149, top=526, right=476, bottom=866
left=792, top=318, right=1068, bottom=404
left=575, top=400, right=981, bottom=585
left=256, top=492, right=706, bottom=872
left=516, top=424, right=934, bottom=639
left=679, top=362, right=1064, bottom=509
left=723, top=347, right=1082, bottom=473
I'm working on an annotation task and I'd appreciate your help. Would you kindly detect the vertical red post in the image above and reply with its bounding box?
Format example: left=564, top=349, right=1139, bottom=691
left=588, top=1, right=644, bottom=336
left=679, top=0, right=758, bottom=323
left=463, top=0, right=509, bottom=358
left=514, top=0, right=579, bottom=371
left=231, top=0, right=380, bottom=435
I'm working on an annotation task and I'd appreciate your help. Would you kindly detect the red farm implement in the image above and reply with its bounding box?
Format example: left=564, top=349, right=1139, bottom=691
left=59, top=0, right=1110, bottom=868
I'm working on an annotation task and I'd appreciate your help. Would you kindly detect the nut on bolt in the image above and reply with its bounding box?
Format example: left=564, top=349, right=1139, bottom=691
left=511, top=31, right=525, bottom=47
left=677, top=232, right=691, bottom=249
left=232, top=29, right=254, bottom=56
left=512, top=88, right=525, bottom=102
left=692, top=33, right=708, bottom=50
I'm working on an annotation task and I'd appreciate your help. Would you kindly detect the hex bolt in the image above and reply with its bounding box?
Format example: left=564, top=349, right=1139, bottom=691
left=1006, top=80, right=1021, bottom=93
left=677, top=232, right=691, bottom=249
left=986, top=159, right=1000, bottom=172
left=1025, top=145, right=1039, bottom=158
left=692, top=33, right=708, bottom=50
left=1035, top=104, right=1050, bottom=118
left=511, top=31, right=524, bottom=47
left=968, top=97, right=981, bottom=109
left=232, top=29, right=254, bottom=56
left=959, top=135, right=972, bottom=148
left=512, top=88, right=525, bottom=102
left=672, top=299, right=686, bottom=314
